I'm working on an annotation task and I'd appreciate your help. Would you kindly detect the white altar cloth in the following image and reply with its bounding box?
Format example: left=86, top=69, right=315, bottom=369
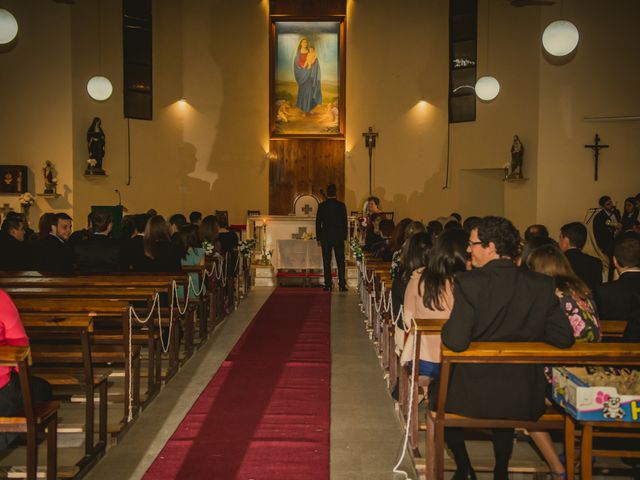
left=277, top=239, right=335, bottom=270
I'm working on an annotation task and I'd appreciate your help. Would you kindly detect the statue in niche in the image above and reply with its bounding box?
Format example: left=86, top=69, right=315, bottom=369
left=43, top=160, right=58, bottom=194
left=509, top=134, right=524, bottom=179
left=86, top=117, right=106, bottom=175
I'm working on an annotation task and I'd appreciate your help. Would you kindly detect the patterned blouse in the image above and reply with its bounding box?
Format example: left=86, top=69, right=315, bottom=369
left=556, top=289, right=601, bottom=342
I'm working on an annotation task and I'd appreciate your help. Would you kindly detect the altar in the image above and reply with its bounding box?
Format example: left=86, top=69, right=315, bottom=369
left=247, top=215, right=357, bottom=287
left=247, top=215, right=319, bottom=270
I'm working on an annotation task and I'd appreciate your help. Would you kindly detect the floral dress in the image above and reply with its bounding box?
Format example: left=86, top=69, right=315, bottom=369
left=557, top=289, right=601, bottom=342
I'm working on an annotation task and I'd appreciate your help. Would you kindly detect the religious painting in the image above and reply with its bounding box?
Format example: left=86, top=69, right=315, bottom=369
left=0, top=165, right=28, bottom=194
left=271, top=20, right=344, bottom=137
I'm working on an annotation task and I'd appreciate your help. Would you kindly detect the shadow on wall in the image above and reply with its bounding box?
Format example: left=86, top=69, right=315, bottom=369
left=346, top=160, right=450, bottom=222
left=199, top=1, right=267, bottom=220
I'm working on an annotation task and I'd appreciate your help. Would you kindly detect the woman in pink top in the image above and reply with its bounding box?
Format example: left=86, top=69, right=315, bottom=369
left=400, top=229, right=470, bottom=378
left=0, top=289, right=52, bottom=450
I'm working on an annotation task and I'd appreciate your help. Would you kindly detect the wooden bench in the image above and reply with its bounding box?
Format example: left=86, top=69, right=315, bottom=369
left=600, top=319, right=627, bottom=338
left=11, top=290, right=183, bottom=398
left=432, top=342, right=640, bottom=480
left=0, top=346, right=59, bottom=480
left=23, top=316, right=109, bottom=469
left=13, top=298, right=143, bottom=425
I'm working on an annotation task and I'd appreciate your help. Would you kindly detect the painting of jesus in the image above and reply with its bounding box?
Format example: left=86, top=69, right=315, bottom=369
left=272, top=21, right=343, bottom=136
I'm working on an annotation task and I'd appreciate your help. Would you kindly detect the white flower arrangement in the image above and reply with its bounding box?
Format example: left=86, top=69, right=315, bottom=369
left=87, top=158, right=98, bottom=168
left=239, top=238, right=257, bottom=257
left=202, top=240, right=215, bottom=256
left=19, top=192, right=35, bottom=207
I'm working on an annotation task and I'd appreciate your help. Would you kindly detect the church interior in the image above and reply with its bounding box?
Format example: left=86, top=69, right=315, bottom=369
left=0, top=0, right=639, bottom=479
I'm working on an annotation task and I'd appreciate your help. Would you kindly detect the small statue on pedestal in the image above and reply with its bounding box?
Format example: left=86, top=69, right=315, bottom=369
left=509, top=135, right=524, bottom=179
left=43, top=160, right=58, bottom=195
left=86, top=117, right=106, bottom=175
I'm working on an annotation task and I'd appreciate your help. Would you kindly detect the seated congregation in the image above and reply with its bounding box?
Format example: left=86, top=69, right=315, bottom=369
left=359, top=192, right=640, bottom=479
left=0, top=208, right=244, bottom=479
left=0, top=209, right=238, bottom=274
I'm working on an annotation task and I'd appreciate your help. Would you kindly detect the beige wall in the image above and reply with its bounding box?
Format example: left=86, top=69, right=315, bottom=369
left=0, top=0, right=73, bottom=224
left=536, top=0, right=640, bottom=239
left=0, top=0, right=638, bottom=235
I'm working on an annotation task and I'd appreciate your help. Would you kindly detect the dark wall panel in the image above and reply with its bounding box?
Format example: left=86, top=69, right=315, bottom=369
left=123, top=0, right=152, bottom=120
left=269, top=139, right=345, bottom=215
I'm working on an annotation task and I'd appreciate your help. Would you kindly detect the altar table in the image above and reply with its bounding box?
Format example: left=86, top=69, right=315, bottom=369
left=277, top=239, right=335, bottom=270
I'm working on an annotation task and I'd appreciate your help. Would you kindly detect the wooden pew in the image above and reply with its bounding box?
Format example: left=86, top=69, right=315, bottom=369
left=12, top=299, right=141, bottom=425
left=0, top=346, right=59, bottom=480
left=401, top=318, right=446, bottom=457
left=600, top=319, right=627, bottom=338
left=432, top=342, right=640, bottom=480
left=7, top=288, right=165, bottom=390
left=7, top=283, right=188, bottom=392
left=24, top=316, right=109, bottom=470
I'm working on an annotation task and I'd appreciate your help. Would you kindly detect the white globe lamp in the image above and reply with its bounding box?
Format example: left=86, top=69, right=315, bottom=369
left=0, top=9, right=18, bottom=44
left=87, top=76, right=113, bottom=101
left=475, top=76, right=500, bottom=102
left=542, top=20, right=579, bottom=57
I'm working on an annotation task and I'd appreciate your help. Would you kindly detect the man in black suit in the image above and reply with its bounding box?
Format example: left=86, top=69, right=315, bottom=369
left=596, top=236, right=640, bottom=340
left=593, top=195, right=622, bottom=280
left=316, top=184, right=348, bottom=292
left=559, top=221, right=603, bottom=293
left=441, top=216, right=574, bottom=480
left=33, top=212, right=74, bottom=272
left=0, top=214, right=32, bottom=271
left=73, top=210, right=122, bottom=273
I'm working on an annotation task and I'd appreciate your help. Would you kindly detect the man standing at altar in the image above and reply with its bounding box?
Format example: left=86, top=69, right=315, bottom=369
left=316, top=184, right=348, bottom=292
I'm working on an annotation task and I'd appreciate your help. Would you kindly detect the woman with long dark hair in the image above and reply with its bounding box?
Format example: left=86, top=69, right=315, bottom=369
left=400, top=229, right=469, bottom=377
left=199, top=215, right=219, bottom=245
left=399, top=228, right=468, bottom=478
left=139, top=215, right=181, bottom=272
left=393, top=231, right=432, bottom=354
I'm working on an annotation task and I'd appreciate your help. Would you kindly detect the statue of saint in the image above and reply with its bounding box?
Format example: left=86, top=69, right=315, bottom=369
left=510, top=135, right=524, bottom=178
left=86, top=117, right=106, bottom=175
left=43, top=160, right=57, bottom=194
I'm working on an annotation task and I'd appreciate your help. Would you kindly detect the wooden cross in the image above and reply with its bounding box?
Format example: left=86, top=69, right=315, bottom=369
left=584, top=133, right=609, bottom=181
left=302, top=204, right=313, bottom=215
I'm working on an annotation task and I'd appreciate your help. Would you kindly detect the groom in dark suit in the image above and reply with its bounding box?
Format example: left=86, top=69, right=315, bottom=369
left=441, top=216, right=574, bottom=480
left=316, top=184, right=348, bottom=292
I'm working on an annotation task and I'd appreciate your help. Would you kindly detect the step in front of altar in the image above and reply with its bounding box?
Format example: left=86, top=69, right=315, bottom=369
left=253, top=265, right=275, bottom=286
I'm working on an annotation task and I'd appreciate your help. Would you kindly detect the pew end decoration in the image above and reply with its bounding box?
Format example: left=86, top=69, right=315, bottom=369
left=350, top=238, right=363, bottom=261
left=202, top=240, right=215, bottom=256
left=239, top=238, right=257, bottom=258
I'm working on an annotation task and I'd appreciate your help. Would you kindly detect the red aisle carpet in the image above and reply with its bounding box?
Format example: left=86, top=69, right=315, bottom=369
left=143, top=288, right=331, bottom=480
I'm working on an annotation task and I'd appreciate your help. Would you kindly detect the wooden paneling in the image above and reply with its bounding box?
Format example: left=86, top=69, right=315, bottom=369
left=269, top=139, right=345, bottom=215
left=270, top=0, right=346, bottom=16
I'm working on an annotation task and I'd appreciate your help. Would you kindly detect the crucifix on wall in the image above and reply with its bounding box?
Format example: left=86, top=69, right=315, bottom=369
left=584, top=133, right=609, bottom=181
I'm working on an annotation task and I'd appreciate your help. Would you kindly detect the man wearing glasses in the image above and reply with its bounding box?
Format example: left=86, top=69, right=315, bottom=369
left=440, top=216, right=574, bottom=480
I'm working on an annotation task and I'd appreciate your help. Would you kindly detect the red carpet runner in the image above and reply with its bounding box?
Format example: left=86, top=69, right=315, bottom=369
left=144, top=288, right=331, bottom=479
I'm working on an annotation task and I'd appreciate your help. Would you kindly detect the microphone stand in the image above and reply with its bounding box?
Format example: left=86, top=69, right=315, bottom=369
left=584, top=207, right=600, bottom=225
